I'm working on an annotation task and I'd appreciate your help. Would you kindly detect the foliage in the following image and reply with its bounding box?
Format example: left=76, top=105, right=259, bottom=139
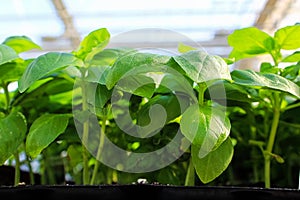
left=224, top=24, right=300, bottom=188
left=0, top=25, right=299, bottom=188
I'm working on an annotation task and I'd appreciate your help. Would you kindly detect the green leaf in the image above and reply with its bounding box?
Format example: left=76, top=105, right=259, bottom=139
left=85, top=65, right=111, bottom=85
left=192, top=137, right=234, bottom=183
left=67, top=144, right=82, bottom=168
left=223, top=57, right=235, bottom=65
left=0, top=59, right=30, bottom=83
left=73, top=28, right=110, bottom=61
left=274, top=154, right=284, bottom=164
left=231, top=69, right=300, bottom=98
left=42, top=78, right=74, bottom=95
left=0, top=44, right=19, bottom=65
left=282, top=51, right=300, bottom=62
left=227, top=49, right=260, bottom=63
left=106, top=52, right=170, bottom=89
left=3, top=36, right=41, bottom=53
left=86, top=83, right=112, bottom=109
left=25, top=114, right=70, bottom=158
left=18, top=52, right=81, bottom=93
left=12, top=77, right=70, bottom=108
left=228, top=27, right=275, bottom=61
left=274, top=24, right=300, bottom=50
left=136, top=94, right=183, bottom=136
left=205, top=80, right=255, bottom=106
left=281, top=64, right=300, bottom=81
left=260, top=62, right=280, bottom=74
left=115, top=74, right=156, bottom=98
left=0, top=112, right=27, bottom=164
left=177, top=42, right=197, bottom=53
left=172, top=50, right=232, bottom=83
left=180, top=104, right=231, bottom=158
left=157, top=72, right=196, bottom=101
left=90, top=47, right=136, bottom=67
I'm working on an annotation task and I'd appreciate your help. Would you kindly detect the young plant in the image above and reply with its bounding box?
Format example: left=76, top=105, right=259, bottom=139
left=171, top=48, right=233, bottom=185
left=17, top=28, right=114, bottom=185
left=223, top=24, right=300, bottom=188
left=102, top=46, right=234, bottom=185
left=0, top=36, right=41, bottom=185
left=14, top=27, right=235, bottom=186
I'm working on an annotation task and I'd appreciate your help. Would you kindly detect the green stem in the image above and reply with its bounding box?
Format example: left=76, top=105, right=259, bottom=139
left=264, top=93, right=281, bottom=188
left=184, top=83, right=207, bottom=186
left=250, top=126, right=260, bottom=183
left=13, top=152, right=20, bottom=186
left=25, top=150, right=35, bottom=185
left=106, top=168, right=114, bottom=184
left=270, top=51, right=279, bottom=69
left=46, top=162, right=57, bottom=184
left=198, top=83, right=206, bottom=106
left=2, top=82, right=10, bottom=112
left=40, top=160, right=46, bottom=184
left=42, top=151, right=57, bottom=184
left=184, top=156, right=195, bottom=186
left=279, top=120, right=300, bottom=129
left=90, top=116, right=107, bottom=185
left=28, top=163, right=35, bottom=185
left=282, top=102, right=300, bottom=112
left=81, top=80, right=90, bottom=185
left=111, top=169, right=118, bottom=183
left=82, top=135, right=90, bottom=185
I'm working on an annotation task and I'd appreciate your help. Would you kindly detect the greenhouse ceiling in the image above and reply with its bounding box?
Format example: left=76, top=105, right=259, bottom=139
left=0, top=0, right=300, bottom=58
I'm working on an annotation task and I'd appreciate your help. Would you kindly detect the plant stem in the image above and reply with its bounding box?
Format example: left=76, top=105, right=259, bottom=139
left=13, top=152, right=20, bottom=186
left=264, top=93, right=281, bottom=188
left=184, top=156, right=195, bottom=186
left=250, top=126, right=260, bottom=183
left=42, top=151, right=57, bottom=184
left=184, top=83, right=207, bottom=186
left=197, top=83, right=206, bottom=106
left=90, top=116, right=107, bottom=185
left=82, top=134, right=90, bottom=185
left=3, top=82, right=10, bottom=112
left=279, top=120, right=300, bottom=129
left=282, top=102, right=300, bottom=112
left=81, top=80, right=90, bottom=185
left=40, top=160, right=46, bottom=184
left=270, top=51, right=280, bottom=69
left=112, top=169, right=118, bottom=183
left=46, top=161, right=57, bottom=184
left=24, top=149, right=35, bottom=185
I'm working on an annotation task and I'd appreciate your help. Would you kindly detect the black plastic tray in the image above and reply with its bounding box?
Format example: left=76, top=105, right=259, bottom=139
left=0, top=184, right=299, bottom=200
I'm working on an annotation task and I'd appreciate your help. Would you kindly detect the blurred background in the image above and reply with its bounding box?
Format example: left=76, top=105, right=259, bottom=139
left=0, top=0, right=300, bottom=68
